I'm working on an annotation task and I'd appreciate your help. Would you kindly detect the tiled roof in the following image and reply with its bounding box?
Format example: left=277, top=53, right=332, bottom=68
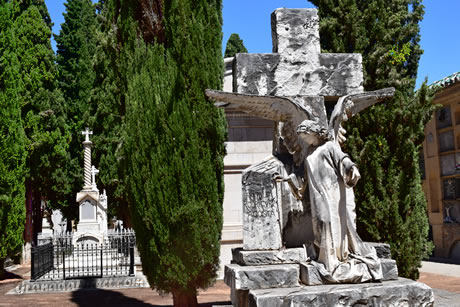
left=430, top=71, right=460, bottom=89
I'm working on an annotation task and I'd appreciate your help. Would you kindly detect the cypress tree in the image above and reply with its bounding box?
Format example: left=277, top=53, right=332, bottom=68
left=87, top=0, right=132, bottom=222
left=115, top=1, right=226, bottom=305
left=11, top=0, right=70, bottom=241
left=0, top=1, right=27, bottom=268
left=310, top=0, right=434, bottom=279
left=55, top=0, right=98, bottom=220
left=224, top=33, right=248, bottom=58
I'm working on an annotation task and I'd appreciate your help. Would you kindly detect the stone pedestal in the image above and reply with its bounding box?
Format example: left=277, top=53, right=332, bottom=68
left=248, top=278, right=434, bottom=307
left=224, top=245, right=422, bottom=307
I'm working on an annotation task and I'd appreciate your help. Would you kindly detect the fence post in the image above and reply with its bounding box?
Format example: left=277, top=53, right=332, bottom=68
left=31, top=245, right=35, bottom=281
left=63, top=247, right=66, bottom=280
left=100, top=245, right=103, bottom=278
left=129, top=242, right=134, bottom=276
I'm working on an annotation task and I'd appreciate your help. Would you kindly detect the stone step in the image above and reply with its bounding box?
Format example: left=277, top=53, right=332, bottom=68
left=232, top=248, right=307, bottom=266
left=224, top=263, right=299, bottom=291
left=248, top=278, right=434, bottom=307
left=300, top=258, right=398, bottom=286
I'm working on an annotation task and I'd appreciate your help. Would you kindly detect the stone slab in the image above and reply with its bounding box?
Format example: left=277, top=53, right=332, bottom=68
left=7, top=275, right=150, bottom=295
left=224, top=263, right=299, bottom=291
left=242, top=158, right=284, bottom=250
left=300, top=258, right=398, bottom=286
left=249, top=278, right=434, bottom=307
left=232, top=248, right=307, bottom=266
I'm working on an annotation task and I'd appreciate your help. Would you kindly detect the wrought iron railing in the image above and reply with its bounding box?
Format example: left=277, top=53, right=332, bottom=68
left=31, top=229, right=136, bottom=281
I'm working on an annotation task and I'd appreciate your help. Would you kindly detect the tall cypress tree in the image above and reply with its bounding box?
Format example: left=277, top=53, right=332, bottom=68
left=55, top=0, right=98, bottom=220
left=113, top=1, right=226, bottom=305
left=87, top=0, right=132, bottom=222
left=11, top=0, right=70, bottom=242
left=0, top=1, right=27, bottom=268
left=310, top=0, right=434, bottom=279
left=224, top=33, right=248, bottom=58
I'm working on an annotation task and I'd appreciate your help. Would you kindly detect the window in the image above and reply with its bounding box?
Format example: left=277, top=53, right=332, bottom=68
left=436, top=106, right=452, bottom=129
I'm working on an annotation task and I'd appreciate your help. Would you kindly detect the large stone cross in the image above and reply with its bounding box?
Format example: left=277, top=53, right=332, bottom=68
left=233, top=8, right=363, bottom=98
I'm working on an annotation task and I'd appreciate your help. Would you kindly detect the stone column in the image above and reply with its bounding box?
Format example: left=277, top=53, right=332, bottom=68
left=81, top=128, right=93, bottom=189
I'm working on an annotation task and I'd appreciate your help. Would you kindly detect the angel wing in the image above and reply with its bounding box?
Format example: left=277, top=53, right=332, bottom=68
left=328, top=87, right=395, bottom=142
left=205, top=90, right=314, bottom=165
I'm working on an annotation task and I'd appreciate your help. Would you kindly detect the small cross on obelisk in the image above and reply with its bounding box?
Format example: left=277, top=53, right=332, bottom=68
left=81, top=128, right=93, bottom=189
left=91, top=165, right=99, bottom=190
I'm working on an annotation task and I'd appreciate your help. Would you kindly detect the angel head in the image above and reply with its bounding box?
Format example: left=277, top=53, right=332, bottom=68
left=296, top=120, right=329, bottom=146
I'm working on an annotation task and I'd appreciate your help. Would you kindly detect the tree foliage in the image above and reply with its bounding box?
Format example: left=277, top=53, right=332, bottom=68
left=224, top=33, right=247, bottom=58
left=310, top=0, right=434, bottom=279
left=10, top=0, right=69, bottom=241
left=0, top=1, right=27, bottom=266
left=102, top=0, right=226, bottom=305
left=54, top=0, right=98, bottom=220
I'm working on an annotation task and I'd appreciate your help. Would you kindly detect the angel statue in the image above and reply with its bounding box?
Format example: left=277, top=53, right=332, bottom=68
left=206, top=87, right=395, bottom=283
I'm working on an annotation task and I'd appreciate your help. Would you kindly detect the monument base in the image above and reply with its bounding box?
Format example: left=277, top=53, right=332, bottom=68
left=249, top=278, right=434, bottom=307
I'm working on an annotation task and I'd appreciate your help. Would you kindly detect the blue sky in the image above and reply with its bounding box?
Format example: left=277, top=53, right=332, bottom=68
left=46, top=0, right=460, bottom=89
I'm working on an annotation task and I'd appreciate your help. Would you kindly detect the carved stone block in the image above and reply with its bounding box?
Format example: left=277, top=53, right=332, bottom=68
left=224, top=263, right=300, bottom=291
left=381, top=258, right=398, bottom=281
left=232, top=248, right=307, bottom=266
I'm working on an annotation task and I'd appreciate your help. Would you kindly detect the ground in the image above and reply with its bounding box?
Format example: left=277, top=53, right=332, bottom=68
left=1, top=262, right=459, bottom=307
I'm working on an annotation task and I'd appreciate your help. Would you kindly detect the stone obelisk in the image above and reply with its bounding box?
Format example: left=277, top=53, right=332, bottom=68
left=75, top=128, right=108, bottom=242
left=81, top=128, right=93, bottom=190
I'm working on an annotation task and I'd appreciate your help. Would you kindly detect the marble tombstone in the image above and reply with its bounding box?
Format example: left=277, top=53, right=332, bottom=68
left=206, top=8, right=434, bottom=307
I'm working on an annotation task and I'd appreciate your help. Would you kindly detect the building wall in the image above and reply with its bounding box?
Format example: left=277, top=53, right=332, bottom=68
left=423, top=81, right=460, bottom=259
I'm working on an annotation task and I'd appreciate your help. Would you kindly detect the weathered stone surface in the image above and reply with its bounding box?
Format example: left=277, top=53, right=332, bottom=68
left=232, top=248, right=307, bottom=266
left=299, top=262, right=323, bottom=286
left=233, top=53, right=279, bottom=95
left=368, top=242, right=392, bottom=259
left=249, top=278, right=434, bottom=307
left=381, top=258, right=398, bottom=281
left=300, top=258, right=398, bottom=285
left=224, top=263, right=299, bottom=291
left=242, top=157, right=284, bottom=250
left=234, top=8, right=363, bottom=99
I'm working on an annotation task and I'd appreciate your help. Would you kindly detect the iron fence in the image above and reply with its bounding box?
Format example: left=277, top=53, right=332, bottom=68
left=31, top=230, right=135, bottom=281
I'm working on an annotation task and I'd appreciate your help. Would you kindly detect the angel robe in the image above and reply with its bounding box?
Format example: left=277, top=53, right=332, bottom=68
left=305, top=141, right=382, bottom=283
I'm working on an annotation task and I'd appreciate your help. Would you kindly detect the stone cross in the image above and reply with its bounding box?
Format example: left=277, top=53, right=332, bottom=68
left=82, top=128, right=93, bottom=142
left=81, top=128, right=93, bottom=188
left=233, top=9, right=363, bottom=98
left=91, top=165, right=99, bottom=190
left=233, top=8, right=364, bottom=156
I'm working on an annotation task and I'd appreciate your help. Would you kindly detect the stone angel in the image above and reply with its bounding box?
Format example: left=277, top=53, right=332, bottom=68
left=206, top=87, right=395, bottom=283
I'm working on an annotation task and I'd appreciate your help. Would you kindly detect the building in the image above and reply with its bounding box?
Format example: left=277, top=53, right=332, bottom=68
left=422, top=71, right=460, bottom=260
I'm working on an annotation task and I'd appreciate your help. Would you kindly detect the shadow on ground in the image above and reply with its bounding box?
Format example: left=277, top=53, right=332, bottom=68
left=0, top=270, right=23, bottom=282
left=71, top=288, right=231, bottom=307
left=72, top=288, right=166, bottom=307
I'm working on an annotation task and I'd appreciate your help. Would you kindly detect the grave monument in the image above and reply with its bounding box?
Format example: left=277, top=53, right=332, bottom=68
left=74, top=128, right=108, bottom=244
left=206, top=8, right=434, bottom=306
